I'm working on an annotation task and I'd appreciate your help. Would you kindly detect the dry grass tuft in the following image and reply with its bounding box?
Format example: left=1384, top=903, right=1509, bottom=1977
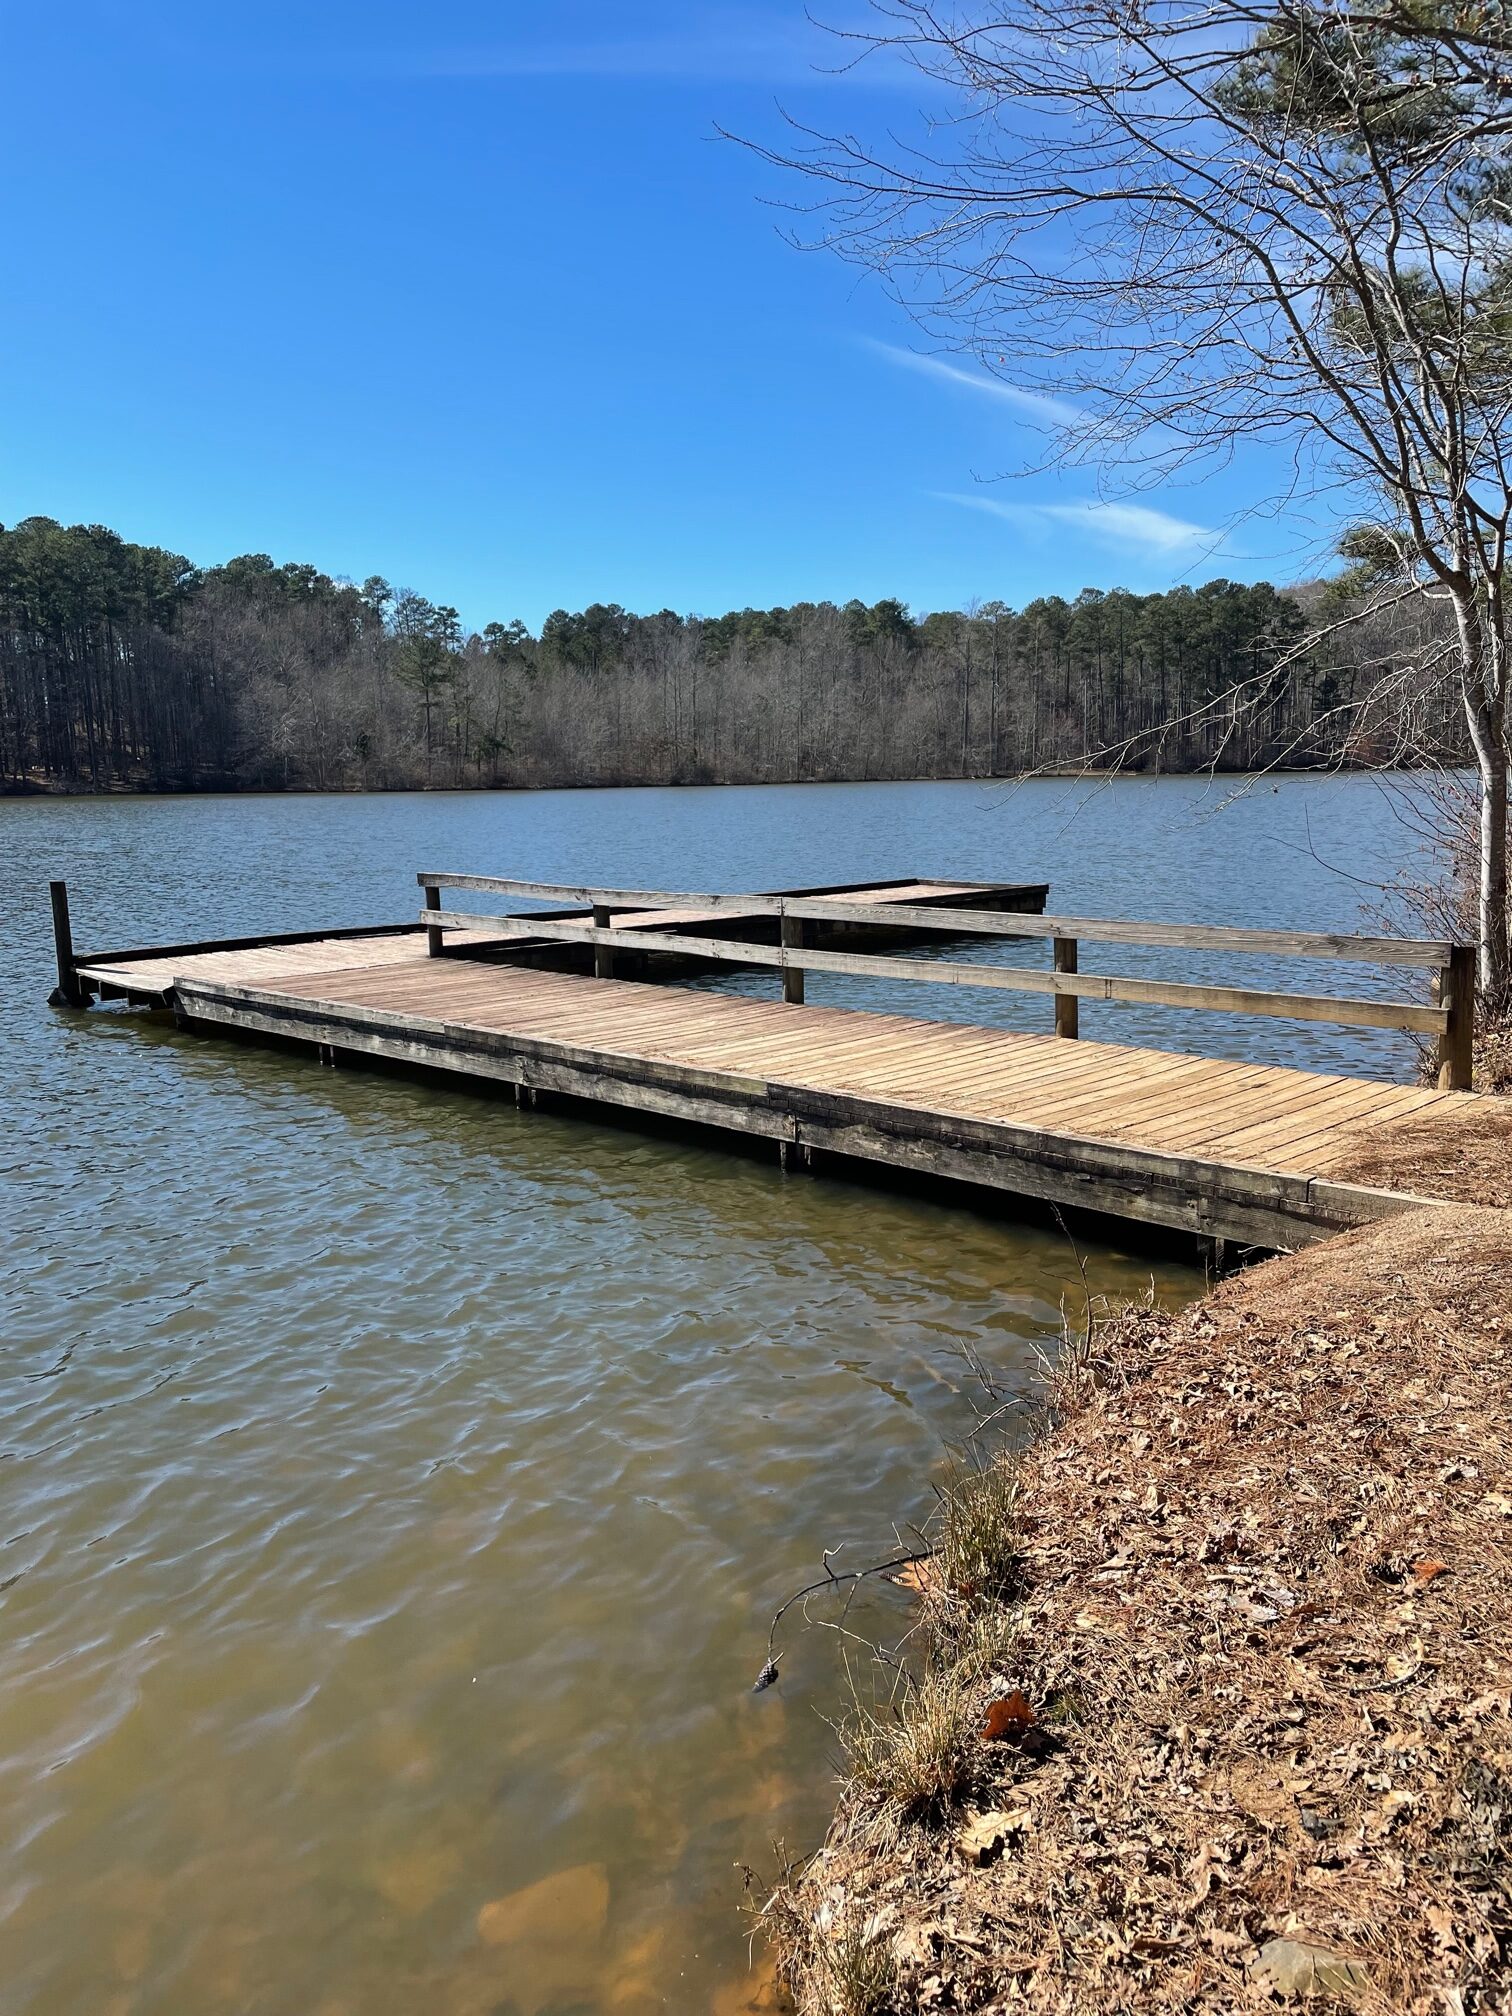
left=762, top=1884, right=899, bottom=2016
left=1039, top=1284, right=1160, bottom=1420
left=826, top=1453, right=1025, bottom=1833
left=933, top=1456, right=1022, bottom=1605
left=841, top=1662, right=976, bottom=1822
left=815, top=1920, right=896, bottom=2016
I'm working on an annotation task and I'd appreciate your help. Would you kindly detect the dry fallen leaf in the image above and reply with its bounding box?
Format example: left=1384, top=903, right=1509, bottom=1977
left=980, top=1691, right=1036, bottom=1741
left=1463, top=1690, right=1512, bottom=1719
left=860, top=1904, right=898, bottom=1944
left=887, top=1558, right=945, bottom=1597
left=1252, top=1936, right=1369, bottom=1998
left=956, top=1807, right=1030, bottom=1865
left=1204, top=1927, right=1251, bottom=1955
left=1426, top=1904, right=1455, bottom=1950
left=891, top=1922, right=939, bottom=1970
left=1371, top=1788, right=1415, bottom=1834
left=1411, top=1557, right=1449, bottom=1585
left=1185, top=1838, right=1229, bottom=1902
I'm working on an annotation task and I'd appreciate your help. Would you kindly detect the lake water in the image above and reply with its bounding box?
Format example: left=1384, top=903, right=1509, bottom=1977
left=0, top=775, right=1436, bottom=2014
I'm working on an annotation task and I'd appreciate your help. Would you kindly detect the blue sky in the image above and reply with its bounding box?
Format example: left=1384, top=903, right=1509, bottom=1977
left=0, top=0, right=1323, bottom=630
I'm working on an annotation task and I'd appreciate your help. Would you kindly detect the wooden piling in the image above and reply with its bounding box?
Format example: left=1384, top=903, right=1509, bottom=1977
left=48, top=880, right=85, bottom=1006
left=1435, top=942, right=1476, bottom=1090
left=1053, top=935, right=1079, bottom=1039
left=781, top=913, right=806, bottom=1005
left=593, top=904, right=615, bottom=980
left=424, top=883, right=443, bottom=958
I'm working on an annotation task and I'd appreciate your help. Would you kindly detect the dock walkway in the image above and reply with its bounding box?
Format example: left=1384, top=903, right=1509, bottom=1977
left=52, top=871, right=1486, bottom=1253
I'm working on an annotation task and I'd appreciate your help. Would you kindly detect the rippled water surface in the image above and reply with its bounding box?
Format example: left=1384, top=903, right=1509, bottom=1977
left=1, top=777, right=1431, bottom=2013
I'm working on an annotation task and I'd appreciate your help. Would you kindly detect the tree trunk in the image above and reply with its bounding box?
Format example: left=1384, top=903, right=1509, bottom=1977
left=1477, top=734, right=1509, bottom=1006
left=1453, top=595, right=1509, bottom=1006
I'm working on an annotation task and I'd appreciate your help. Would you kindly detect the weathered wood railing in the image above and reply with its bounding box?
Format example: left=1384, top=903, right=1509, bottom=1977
left=46, top=878, right=421, bottom=1008
left=416, top=872, right=1478, bottom=1089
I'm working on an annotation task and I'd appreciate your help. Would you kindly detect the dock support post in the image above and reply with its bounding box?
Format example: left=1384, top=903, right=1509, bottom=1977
left=782, top=914, right=805, bottom=1005
left=1053, top=935, right=1078, bottom=1039
left=1198, top=1232, right=1228, bottom=1277
left=424, top=883, right=443, bottom=958
left=1435, top=943, right=1476, bottom=1090
left=593, top=904, right=615, bottom=980
left=48, top=880, right=86, bottom=1007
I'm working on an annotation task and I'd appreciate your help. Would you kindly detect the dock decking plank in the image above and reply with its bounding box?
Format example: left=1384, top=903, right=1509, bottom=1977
left=1200, top=1087, right=1451, bottom=1165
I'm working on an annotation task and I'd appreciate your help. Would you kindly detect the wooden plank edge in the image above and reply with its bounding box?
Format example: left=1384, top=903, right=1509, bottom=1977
left=171, top=979, right=772, bottom=1104
left=173, top=991, right=792, bottom=1143
left=1304, top=1176, right=1453, bottom=1225
left=166, top=979, right=1456, bottom=1247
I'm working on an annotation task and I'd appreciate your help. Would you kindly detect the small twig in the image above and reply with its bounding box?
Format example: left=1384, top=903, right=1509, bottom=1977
left=1051, top=1206, right=1094, bottom=1323
left=961, top=1392, right=1034, bottom=1445
left=754, top=1546, right=929, bottom=1690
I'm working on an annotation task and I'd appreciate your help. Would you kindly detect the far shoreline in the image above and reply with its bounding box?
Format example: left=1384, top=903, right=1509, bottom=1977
left=0, top=763, right=1424, bottom=804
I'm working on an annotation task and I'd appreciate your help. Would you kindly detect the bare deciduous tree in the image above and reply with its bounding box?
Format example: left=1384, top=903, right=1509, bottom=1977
left=742, top=0, right=1512, bottom=1000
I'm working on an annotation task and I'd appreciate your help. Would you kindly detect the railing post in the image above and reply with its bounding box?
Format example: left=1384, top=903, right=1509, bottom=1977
left=782, top=912, right=805, bottom=1004
left=593, top=903, right=615, bottom=980
left=424, top=882, right=443, bottom=957
left=48, top=879, right=86, bottom=1006
left=1435, top=942, right=1476, bottom=1089
left=1053, top=935, right=1078, bottom=1038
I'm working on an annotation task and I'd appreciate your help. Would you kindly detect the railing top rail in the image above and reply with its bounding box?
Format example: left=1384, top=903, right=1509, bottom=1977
left=419, top=871, right=786, bottom=913
left=415, top=872, right=1462, bottom=969
left=419, top=907, right=1451, bottom=1036
left=789, top=901, right=1456, bottom=969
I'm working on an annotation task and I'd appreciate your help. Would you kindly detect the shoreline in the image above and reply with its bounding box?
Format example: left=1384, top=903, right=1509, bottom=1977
left=762, top=1196, right=1512, bottom=2012
left=2, top=763, right=1405, bottom=803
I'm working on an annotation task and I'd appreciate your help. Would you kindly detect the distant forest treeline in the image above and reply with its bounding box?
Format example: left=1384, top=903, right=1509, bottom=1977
left=0, top=515, right=1455, bottom=793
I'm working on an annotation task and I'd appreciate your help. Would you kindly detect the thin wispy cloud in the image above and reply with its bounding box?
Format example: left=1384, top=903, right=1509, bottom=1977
left=383, top=7, right=913, bottom=87
left=114, top=3, right=921, bottom=93
left=406, top=34, right=791, bottom=82
left=864, top=339, right=1084, bottom=430
left=937, top=491, right=1227, bottom=562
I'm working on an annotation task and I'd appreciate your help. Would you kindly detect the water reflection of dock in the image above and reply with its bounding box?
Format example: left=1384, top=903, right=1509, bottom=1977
left=50, top=870, right=1483, bottom=1256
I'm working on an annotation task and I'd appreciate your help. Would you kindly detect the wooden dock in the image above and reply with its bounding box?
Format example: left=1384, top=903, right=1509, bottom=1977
left=63, top=876, right=1049, bottom=999
left=48, top=871, right=1484, bottom=1255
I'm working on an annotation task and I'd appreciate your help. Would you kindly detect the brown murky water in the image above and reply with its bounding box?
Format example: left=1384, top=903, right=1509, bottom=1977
left=2, top=778, right=1427, bottom=2012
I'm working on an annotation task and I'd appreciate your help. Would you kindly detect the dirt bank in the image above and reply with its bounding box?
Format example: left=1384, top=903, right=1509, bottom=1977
left=764, top=1205, right=1512, bottom=2013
